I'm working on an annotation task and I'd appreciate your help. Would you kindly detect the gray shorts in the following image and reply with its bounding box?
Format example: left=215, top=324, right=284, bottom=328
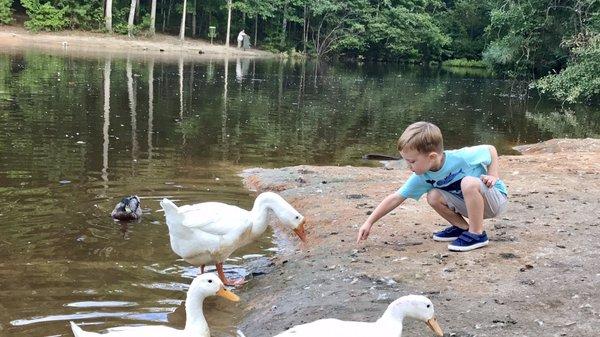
left=437, top=181, right=508, bottom=219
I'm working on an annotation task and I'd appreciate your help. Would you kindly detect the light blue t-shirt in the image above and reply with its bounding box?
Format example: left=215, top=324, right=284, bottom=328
left=397, top=145, right=508, bottom=200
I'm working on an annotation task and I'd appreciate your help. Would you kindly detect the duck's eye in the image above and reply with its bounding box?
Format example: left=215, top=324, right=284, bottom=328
left=426, top=304, right=431, bottom=308
left=208, top=279, right=213, bottom=283
left=295, top=216, right=299, bottom=219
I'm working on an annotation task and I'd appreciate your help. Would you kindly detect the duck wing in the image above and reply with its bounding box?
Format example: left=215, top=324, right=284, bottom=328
left=274, top=320, right=380, bottom=337
left=179, top=202, right=252, bottom=236
left=70, top=323, right=182, bottom=337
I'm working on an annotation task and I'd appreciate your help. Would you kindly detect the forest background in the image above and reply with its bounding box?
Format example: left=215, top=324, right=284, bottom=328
left=0, top=0, right=598, bottom=104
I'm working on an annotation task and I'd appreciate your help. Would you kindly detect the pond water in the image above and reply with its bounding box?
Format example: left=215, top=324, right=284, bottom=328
left=0, top=47, right=598, bottom=337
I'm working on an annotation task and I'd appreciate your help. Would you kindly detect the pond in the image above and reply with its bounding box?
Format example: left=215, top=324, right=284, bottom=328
left=0, top=47, right=598, bottom=337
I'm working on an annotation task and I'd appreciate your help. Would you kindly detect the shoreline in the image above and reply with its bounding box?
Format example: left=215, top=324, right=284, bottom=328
left=0, top=26, right=275, bottom=60
left=237, top=138, right=600, bottom=337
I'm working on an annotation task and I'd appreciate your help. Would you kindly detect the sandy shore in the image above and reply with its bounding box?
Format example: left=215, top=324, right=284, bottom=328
left=237, top=138, right=600, bottom=337
left=0, top=26, right=275, bottom=60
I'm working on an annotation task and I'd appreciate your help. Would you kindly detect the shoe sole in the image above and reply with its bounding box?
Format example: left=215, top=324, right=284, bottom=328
left=448, top=240, right=489, bottom=252
left=433, top=235, right=460, bottom=242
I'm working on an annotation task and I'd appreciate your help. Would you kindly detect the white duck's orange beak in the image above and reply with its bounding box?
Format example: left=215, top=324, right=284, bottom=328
left=217, top=286, right=240, bottom=302
left=293, top=219, right=307, bottom=242
left=426, top=317, right=443, bottom=336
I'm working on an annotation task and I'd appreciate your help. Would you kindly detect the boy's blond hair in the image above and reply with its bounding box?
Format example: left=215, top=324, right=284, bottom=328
left=397, top=122, right=443, bottom=154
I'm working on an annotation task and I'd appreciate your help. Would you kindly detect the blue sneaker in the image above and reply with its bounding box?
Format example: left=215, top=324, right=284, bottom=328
left=448, top=231, right=489, bottom=251
left=433, top=225, right=467, bottom=242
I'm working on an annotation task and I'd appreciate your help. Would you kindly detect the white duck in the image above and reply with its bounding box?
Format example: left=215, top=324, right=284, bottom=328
left=272, top=295, right=443, bottom=337
left=70, top=273, right=239, bottom=337
left=160, top=192, right=306, bottom=286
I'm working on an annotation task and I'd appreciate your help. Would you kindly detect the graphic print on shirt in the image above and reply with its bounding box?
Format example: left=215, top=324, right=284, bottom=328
left=426, top=169, right=465, bottom=197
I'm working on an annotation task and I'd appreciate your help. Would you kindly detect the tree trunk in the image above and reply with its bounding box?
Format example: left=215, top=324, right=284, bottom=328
left=150, top=0, right=157, bottom=36
left=191, top=0, right=197, bottom=37
left=179, top=0, right=187, bottom=40
left=135, top=0, right=140, bottom=21
left=254, top=15, right=258, bottom=47
left=197, top=9, right=204, bottom=36
left=303, top=5, right=307, bottom=54
left=225, top=0, right=232, bottom=47
left=105, top=0, right=113, bottom=33
left=127, top=0, right=137, bottom=38
left=166, top=0, right=173, bottom=30
left=161, top=0, right=166, bottom=32
left=281, top=2, right=288, bottom=47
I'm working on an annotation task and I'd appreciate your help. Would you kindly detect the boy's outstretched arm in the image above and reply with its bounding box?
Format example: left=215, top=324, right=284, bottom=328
left=356, top=193, right=405, bottom=243
left=481, top=145, right=500, bottom=187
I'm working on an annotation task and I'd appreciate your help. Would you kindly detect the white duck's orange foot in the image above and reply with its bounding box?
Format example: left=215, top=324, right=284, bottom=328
left=216, top=262, right=246, bottom=287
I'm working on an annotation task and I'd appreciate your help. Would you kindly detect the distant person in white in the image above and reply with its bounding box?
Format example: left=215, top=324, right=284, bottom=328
left=237, top=30, right=246, bottom=48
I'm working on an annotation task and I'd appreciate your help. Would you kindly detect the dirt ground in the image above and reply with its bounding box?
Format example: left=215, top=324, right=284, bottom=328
left=237, top=138, right=600, bottom=337
left=0, top=26, right=274, bottom=60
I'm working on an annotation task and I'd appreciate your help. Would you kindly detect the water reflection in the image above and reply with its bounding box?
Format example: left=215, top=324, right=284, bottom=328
left=102, top=57, right=111, bottom=193
left=148, top=60, right=154, bottom=160
left=0, top=49, right=599, bottom=337
left=235, top=58, right=250, bottom=83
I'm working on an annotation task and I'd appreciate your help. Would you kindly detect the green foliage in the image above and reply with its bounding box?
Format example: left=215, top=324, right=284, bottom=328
left=534, top=36, right=600, bottom=103
left=483, top=0, right=596, bottom=77
left=436, top=0, right=491, bottom=59
left=21, top=0, right=68, bottom=31
left=111, top=6, right=139, bottom=35
left=442, top=58, right=487, bottom=68
left=56, top=0, right=104, bottom=30
left=0, top=0, right=13, bottom=25
left=367, top=6, right=450, bottom=61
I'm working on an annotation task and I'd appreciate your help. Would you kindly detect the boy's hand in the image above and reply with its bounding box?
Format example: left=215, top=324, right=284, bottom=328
left=356, top=223, right=372, bottom=243
left=480, top=174, right=497, bottom=188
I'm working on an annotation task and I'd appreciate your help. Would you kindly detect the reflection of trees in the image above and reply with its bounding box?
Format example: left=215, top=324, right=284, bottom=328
left=126, top=57, right=139, bottom=172
left=0, top=52, right=95, bottom=185
left=102, top=58, right=111, bottom=193
left=147, top=60, right=154, bottom=160
left=215, top=63, right=452, bottom=164
left=526, top=109, right=600, bottom=139
left=179, top=61, right=540, bottom=165
left=3, top=52, right=600, bottom=185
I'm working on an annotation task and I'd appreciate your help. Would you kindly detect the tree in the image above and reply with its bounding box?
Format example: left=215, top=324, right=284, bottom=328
left=127, top=0, right=136, bottom=37
left=191, top=0, right=197, bottom=37
left=0, top=0, right=14, bottom=25
left=365, top=1, right=450, bottom=61
left=180, top=0, right=187, bottom=40
left=309, top=0, right=368, bottom=58
left=225, top=0, right=232, bottom=47
left=149, top=0, right=157, bottom=36
left=482, top=0, right=597, bottom=76
left=234, top=0, right=278, bottom=47
left=436, top=0, right=492, bottom=59
left=105, top=0, right=112, bottom=32
left=21, top=0, right=68, bottom=31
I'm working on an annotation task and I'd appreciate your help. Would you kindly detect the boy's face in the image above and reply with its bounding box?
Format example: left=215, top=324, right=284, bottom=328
left=400, top=148, right=440, bottom=175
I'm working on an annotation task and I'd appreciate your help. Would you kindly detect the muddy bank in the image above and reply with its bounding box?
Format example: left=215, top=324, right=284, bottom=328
left=0, top=26, right=274, bottom=60
left=237, top=139, right=600, bottom=337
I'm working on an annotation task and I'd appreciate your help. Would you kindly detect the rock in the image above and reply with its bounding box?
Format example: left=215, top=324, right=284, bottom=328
left=500, top=252, right=518, bottom=259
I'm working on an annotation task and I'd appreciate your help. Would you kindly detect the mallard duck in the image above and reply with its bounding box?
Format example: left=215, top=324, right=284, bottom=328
left=111, top=196, right=142, bottom=221
left=272, top=295, right=443, bottom=337
left=69, top=273, right=239, bottom=337
left=160, top=192, right=306, bottom=286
